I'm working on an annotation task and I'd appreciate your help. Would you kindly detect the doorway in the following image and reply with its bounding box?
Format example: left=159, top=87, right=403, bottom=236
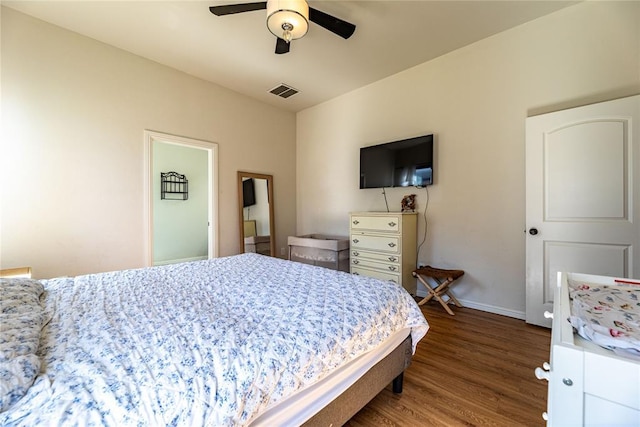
left=525, top=95, right=639, bottom=327
left=143, top=130, right=219, bottom=266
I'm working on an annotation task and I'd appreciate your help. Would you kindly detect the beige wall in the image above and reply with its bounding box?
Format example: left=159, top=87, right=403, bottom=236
left=0, top=7, right=297, bottom=278
left=296, top=2, right=640, bottom=318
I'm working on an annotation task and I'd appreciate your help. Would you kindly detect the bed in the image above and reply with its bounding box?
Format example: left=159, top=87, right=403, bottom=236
left=537, top=272, right=640, bottom=425
left=0, top=253, right=429, bottom=426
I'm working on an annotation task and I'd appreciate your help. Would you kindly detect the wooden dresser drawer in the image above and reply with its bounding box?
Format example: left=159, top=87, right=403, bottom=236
left=351, top=249, right=400, bottom=264
left=351, top=266, right=400, bottom=284
left=350, top=233, right=400, bottom=253
left=350, top=215, right=401, bottom=233
left=351, top=257, right=401, bottom=274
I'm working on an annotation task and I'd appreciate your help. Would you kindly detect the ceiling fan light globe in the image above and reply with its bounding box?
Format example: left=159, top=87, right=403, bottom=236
left=266, top=0, right=309, bottom=40
left=283, top=29, right=293, bottom=43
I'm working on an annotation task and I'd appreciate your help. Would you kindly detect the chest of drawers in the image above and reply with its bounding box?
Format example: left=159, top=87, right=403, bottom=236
left=349, top=212, right=418, bottom=294
left=536, top=272, right=640, bottom=426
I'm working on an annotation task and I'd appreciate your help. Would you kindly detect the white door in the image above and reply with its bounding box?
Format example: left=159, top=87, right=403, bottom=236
left=525, top=95, right=640, bottom=327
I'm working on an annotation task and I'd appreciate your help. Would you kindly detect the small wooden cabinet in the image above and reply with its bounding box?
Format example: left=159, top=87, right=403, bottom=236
left=349, top=212, right=418, bottom=294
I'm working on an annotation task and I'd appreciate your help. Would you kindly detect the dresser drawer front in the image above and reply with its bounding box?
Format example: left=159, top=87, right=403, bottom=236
left=351, top=250, right=401, bottom=264
left=350, top=215, right=400, bottom=233
left=351, top=257, right=401, bottom=273
left=350, top=234, right=400, bottom=253
left=351, top=266, right=400, bottom=284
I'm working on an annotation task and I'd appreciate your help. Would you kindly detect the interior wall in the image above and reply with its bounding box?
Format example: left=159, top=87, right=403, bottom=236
left=0, top=7, right=297, bottom=278
left=296, top=1, right=640, bottom=318
left=153, top=142, right=208, bottom=265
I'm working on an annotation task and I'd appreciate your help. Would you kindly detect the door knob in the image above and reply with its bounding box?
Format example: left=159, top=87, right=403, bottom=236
left=529, top=228, right=539, bottom=236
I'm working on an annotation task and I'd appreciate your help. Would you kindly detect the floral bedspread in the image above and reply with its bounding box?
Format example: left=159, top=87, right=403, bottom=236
left=0, top=279, right=46, bottom=412
left=568, top=279, right=640, bottom=356
left=0, top=253, right=429, bottom=426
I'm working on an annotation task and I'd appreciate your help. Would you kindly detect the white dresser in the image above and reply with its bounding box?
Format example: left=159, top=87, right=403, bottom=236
left=537, top=272, right=640, bottom=426
left=349, top=212, right=418, bottom=294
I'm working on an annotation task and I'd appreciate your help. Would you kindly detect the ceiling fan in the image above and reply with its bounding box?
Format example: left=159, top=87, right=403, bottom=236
left=209, top=0, right=356, bottom=54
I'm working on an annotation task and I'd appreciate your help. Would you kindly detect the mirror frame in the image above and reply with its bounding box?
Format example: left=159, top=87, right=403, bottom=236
left=237, top=171, right=276, bottom=257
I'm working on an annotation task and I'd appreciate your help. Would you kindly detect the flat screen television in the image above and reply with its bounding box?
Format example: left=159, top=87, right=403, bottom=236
left=360, top=134, right=433, bottom=189
left=242, top=178, right=256, bottom=207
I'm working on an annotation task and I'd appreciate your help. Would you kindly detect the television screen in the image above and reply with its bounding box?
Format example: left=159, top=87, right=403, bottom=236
left=242, top=178, right=256, bottom=207
left=360, top=134, right=433, bottom=189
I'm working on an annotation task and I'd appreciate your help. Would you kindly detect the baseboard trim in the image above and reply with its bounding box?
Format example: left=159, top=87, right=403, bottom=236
left=415, top=289, right=525, bottom=320
left=153, top=256, right=208, bottom=266
left=456, top=299, right=526, bottom=320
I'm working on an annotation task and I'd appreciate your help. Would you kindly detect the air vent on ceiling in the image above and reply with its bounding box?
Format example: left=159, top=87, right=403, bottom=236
left=269, top=83, right=299, bottom=99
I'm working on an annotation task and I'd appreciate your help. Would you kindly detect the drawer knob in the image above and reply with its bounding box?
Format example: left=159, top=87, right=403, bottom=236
left=388, top=256, right=397, bottom=262
left=388, top=221, right=396, bottom=227
left=542, top=412, right=548, bottom=421
left=562, top=378, right=573, bottom=387
left=352, top=220, right=360, bottom=225
left=353, top=259, right=360, bottom=264
left=534, top=367, right=550, bottom=381
left=352, top=239, right=359, bottom=244
left=388, top=266, right=397, bottom=271
left=544, top=311, right=554, bottom=319
left=388, top=242, right=396, bottom=248
left=353, top=251, right=359, bottom=256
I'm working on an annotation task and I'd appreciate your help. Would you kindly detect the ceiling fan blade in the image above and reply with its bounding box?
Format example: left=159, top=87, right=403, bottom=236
left=309, top=7, right=355, bottom=39
left=275, top=37, right=290, bottom=54
left=209, top=2, right=267, bottom=16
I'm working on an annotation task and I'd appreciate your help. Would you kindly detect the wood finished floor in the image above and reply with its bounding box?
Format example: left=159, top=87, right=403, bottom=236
left=345, top=301, right=551, bottom=426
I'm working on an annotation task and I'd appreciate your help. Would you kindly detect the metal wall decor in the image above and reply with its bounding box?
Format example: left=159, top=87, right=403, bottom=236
left=161, top=172, right=188, bottom=200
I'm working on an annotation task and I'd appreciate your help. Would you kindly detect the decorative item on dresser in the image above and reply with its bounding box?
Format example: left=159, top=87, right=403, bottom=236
left=349, top=212, right=418, bottom=295
left=401, top=194, right=416, bottom=212
left=536, top=271, right=640, bottom=425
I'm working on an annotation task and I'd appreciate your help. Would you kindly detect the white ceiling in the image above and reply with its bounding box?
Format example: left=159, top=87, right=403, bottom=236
left=4, top=1, right=577, bottom=112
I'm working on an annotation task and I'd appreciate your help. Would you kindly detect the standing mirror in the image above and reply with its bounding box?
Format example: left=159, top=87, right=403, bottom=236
left=237, top=171, right=275, bottom=257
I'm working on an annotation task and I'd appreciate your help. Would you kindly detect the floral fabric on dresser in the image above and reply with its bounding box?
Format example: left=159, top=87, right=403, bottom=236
left=568, top=279, right=640, bottom=356
left=0, top=253, right=429, bottom=426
